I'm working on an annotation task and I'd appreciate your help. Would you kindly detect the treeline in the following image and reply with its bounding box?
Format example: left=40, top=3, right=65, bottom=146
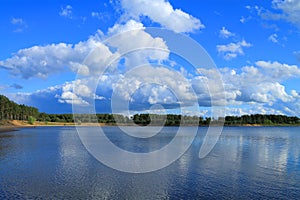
left=36, top=113, right=211, bottom=126
left=132, top=114, right=210, bottom=126
left=224, top=114, right=300, bottom=126
left=0, top=95, right=39, bottom=120
left=1, top=94, right=300, bottom=126
left=36, top=113, right=300, bottom=126
left=126, top=114, right=300, bottom=126
left=36, top=113, right=130, bottom=124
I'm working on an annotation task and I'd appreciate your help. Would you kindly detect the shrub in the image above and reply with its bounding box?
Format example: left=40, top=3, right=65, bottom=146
left=28, top=116, right=36, bottom=125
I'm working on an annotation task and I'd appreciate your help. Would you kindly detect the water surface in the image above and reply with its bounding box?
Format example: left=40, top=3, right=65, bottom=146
left=0, top=126, right=299, bottom=199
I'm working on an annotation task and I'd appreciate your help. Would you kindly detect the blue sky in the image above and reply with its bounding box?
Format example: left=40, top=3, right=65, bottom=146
left=1, top=0, right=300, bottom=116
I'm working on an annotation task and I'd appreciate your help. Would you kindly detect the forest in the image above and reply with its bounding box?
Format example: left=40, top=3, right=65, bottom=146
left=0, top=95, right=39, bottom=121
left=0, top=94, right=299, bottom=126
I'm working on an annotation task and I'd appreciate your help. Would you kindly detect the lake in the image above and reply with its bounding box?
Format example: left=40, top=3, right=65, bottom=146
left=0, top=126, right=299, bottom=199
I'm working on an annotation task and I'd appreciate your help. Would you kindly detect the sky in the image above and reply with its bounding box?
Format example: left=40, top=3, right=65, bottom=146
left=1, top=0, right=300, bottom=116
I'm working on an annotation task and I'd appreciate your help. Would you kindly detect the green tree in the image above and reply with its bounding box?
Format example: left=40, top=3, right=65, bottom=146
left=28, top=116, right=36, bottom=125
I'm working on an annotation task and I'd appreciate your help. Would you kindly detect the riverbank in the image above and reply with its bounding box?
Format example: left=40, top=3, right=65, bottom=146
left=1, top=120, right=299, bottom=133
left=0, top=120, right=109, bottom=133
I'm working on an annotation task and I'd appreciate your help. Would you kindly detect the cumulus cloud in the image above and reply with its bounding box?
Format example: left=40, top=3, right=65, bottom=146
left=291, top=90, right=300, bottom=98
left=271, top=0, right=300, bottom=28
left=219, top=27, right=235, bottom=38
left=255, top=61, right=300, bottom=80
left=112, top=66, right=196, bottom=106
left=0, top=33, right=116, bottom=79
left=108, top=19, right=144, bottom=34
left=220, top=61, right=300, bottom=113
left=217, top=40, right=252, bottom=60
left=2, top=50, right=297, bottom=116
left=248, top=82, right=291, bottom=103
left=0, top=19, right=169, bottom=80
left=0, top=16, right=177, bottom=112
left=3, top=0, right=300, bottom=116
left=120, top=0, right=204, bottom=33
left=56, top=78, right=108, bottom=106
left=7, top=58, right=300, bottom=116
left=1, top=43, right=65, bottom=78
left=0, top=43, right=75, bottom=79
left=1, top=0, right=195, bottom=81
left=59, top=91, right=89, bottom=105
left=252, top=0, right=300, bottom=29
left=225, top=105, right=287, bottom=116
left=194, top=60, right=300, bottom=116
left=107, top=20, right=169, bottom=69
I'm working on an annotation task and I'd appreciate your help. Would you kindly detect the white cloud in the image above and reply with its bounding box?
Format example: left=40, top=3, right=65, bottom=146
left=91, top=12, right=99, bottom=18
left=11, top=17, right=27, bottom=32
left=253, top=0, right=300, bottom=29
left=59, top=91, right=89, bottom=105
left=221, top=61, right=300, bottom=108
left=249, top=82, right=291, bottom=103
left=219, top=27, right=234, bottom=38
left=56, top=79, right=98, bottom=106
left=94, top=94, right=106, bottom=100
left=225, top=105, right=287, bottom=116
left=6, top=58, right=300, bottom=116
left=268, top=33, right=278, bottom=43
left=120, top=0, right=204, bottom=33
left=196, top=61, right=300, bottom=116
left=255, top=61, right=300, bottom=80
left=240, top=16, right=246, bottom=23
left=272, top=0, right=300, bottom=28
left=108, top=19, right=144, bottom=34
left=88, top=59, right=300, bottom=114
left=107, top=20, right=169, bottom=69
left=112, top=66, right=196, bottom=106
left=59, top=5, right=73, bottom=19
left=4, top=0, right=300, bottom=117
left=0, top=32, right=117, bottom=79
left=11, top=17, right=24, bottom=25
left=0, top=43, right=74, bottom=78
left=217, top=40, right=252, bottom=60
left=91, top=12, right=110, bottom=21
left=291, top=90, right=299, bottom=98
left=30, top=64, right=196, bottom=111
left=239, top=16, right=252, bottom=23
left=0, top=19, right=170, bottom=79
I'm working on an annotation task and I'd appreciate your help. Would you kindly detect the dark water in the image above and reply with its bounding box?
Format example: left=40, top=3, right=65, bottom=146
left=0, top=126, right=299, bottom=199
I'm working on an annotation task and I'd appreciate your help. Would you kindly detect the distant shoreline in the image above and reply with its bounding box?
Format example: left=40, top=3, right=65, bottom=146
left=1, top=120, right=299, bottom=134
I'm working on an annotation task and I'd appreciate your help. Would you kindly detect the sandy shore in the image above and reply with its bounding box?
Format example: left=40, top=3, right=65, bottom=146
left=1, top=120, right=298, bottom=134
left=0, top=120, right=109, bottom=133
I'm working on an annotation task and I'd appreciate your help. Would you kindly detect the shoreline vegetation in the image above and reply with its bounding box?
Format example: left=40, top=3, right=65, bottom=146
left=1, top=94, right=300, bottom=132
left=1, top=114, right=300, bottom=131
left=0, top=114, right=300, bottom=133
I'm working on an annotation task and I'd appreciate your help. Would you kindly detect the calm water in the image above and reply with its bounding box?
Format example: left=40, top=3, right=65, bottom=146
left=0, top=126, right=299, bottom=199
